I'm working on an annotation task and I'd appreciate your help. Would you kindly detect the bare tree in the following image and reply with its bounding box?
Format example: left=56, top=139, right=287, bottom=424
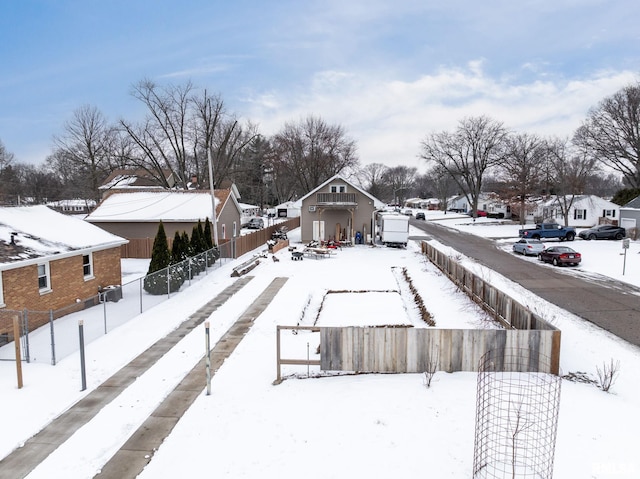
left=545, top=137, right=598, bottom=226
left=424, top=164, right=457, bottom=212
left=357, top=163, right=389, bottom=200
left=192, top=90, right=257, bottom=188
left=575, top=82, right=640, bottom=188
left=120, top=80, right=195, bottom=189
left=0, top=138, right=15, bottom=173
left=500, top=132, right=547, bottom=225
left=420, top=116, right=508, bottom=219
left=272, top=115, right=359, bottom=195
left=382, top=165, right=417, bottom=204
left=52, top=105, right=115, bottom=201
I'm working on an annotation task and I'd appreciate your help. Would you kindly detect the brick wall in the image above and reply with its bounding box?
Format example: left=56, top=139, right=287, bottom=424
left=2, top=247, right=122, bottom=312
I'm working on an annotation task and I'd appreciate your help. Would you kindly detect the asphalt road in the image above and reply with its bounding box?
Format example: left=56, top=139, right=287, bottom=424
left=410, top=218, right=640, bottom=348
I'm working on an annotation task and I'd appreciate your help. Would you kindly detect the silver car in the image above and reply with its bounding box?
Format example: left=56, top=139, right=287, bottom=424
left=512, top=238, right=545, bottom=256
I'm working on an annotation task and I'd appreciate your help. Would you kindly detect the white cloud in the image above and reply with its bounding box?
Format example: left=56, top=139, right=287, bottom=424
left=241, top=62, right=637, bottom=170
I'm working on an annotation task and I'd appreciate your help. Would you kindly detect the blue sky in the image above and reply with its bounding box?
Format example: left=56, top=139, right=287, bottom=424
left=1, top=0, right=639, bottom=169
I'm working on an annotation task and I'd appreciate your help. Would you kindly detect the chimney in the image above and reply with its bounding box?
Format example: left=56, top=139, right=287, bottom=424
left=10, top=232, right=17, bottom=245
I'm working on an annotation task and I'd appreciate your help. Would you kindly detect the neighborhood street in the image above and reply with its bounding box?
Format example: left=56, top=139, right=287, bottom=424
left=410, top=218, right=640, bottom=348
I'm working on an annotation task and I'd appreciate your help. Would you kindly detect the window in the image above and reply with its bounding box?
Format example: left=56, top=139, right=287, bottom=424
left=330, top=184, right=346, bottom=193
left=233, top=221, right=237, bottom=238
left=83, top=253, right=93, bottom=279
left=603, top=209, right=616, bottom=218
left=574, top=209, right=587, bottom=220
left=37, top=263, right=51, bottom=292
left=221, top=224, right=226, bottom=240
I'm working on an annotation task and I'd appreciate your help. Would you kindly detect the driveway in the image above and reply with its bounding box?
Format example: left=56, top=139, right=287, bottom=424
left=410, top=219, right=640, bottom=348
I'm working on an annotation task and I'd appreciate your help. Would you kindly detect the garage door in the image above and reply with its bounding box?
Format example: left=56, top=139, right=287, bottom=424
left=621, top=217, right=636, bottom=230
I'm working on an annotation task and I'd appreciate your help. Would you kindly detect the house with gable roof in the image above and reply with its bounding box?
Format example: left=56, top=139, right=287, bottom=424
left=296, top=174, right=385, bottom=244
left=85, top=188, right=242, bottom=257
left=537, top=195, right=620, bottom=227
left=620, top=195, right=640, bottom=238
left=0, top=205, right=128, bottom=338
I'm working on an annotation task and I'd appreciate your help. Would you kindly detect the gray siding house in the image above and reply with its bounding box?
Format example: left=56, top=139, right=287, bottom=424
left=297, top=175, right=385, bottom=244
left=620, top=196, right=640, bottom=237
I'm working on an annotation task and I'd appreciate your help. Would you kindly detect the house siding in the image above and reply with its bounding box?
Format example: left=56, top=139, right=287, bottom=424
left=300, top=190, right=377, bottom=243
left=2, top=248, right=122, bottom=312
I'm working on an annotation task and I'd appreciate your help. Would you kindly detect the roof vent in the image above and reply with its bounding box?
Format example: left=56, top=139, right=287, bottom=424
left=10, top=232, right=17, bottom=245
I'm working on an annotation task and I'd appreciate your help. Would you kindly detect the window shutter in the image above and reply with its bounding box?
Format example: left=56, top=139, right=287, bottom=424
left=573, top=209, right=577, bottom=220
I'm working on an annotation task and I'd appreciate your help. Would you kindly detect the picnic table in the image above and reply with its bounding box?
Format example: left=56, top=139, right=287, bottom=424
left=303, top=247, right=333, bottom=259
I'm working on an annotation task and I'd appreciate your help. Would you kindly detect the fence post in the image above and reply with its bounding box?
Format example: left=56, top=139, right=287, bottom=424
left=78, top=320, right=87, bottom=391
left=103, top=294, right=107, bottom=334
left=22, top=309, right=30, bottom=364
left=49, top=309, right=56, bottom=365
left=275, top=326, right=282, bottom=384
left=13, top=316, right=23, bottom=389
left=139, top=277, right=143, bottom=314
left=205, top=321, right=211, bottom=395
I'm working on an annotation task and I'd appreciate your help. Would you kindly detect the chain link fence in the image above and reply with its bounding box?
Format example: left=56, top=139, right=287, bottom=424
left=0, top=247, right=231, bottom=365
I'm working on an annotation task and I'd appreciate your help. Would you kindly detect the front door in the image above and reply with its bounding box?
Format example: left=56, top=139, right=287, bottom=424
left=313, top=220, right=325, bottom=241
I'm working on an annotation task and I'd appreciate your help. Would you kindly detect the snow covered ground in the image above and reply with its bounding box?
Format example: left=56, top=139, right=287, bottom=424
left=1, top=215, right=639, bottom=478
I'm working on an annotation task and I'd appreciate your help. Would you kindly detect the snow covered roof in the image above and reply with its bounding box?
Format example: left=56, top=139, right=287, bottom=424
left=623, top=195, right=640, bottom=209
left=86, top=191, right=221, bottom=223
left=46, top=199, right=97, bottom=208
left=0, top=205, right=128, bottom=268
left=295, top=174, right=385, bottom=208
left=99, top=169, right=175, bottom=191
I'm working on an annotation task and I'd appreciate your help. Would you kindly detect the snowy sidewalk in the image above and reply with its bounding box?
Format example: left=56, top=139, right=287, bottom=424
left=0, top=275, right=261, bottom=479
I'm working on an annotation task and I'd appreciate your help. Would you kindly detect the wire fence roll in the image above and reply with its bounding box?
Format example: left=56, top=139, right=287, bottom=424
left=473, top=348, right=562, bottom=479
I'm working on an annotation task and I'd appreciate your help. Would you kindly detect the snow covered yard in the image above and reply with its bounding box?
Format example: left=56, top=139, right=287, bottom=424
left=1, top=223, right=639, bottom=478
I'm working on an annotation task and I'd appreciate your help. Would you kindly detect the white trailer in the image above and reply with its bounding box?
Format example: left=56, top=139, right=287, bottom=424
left=378, top=213, right=409, bottom=247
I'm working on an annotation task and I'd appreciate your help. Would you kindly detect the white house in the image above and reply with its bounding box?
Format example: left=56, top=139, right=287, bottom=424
left=447, top=195, right=470, bottom=213
left=537, top=195, right=620, bottom=227
left=275, top=201, right=301, bottom=218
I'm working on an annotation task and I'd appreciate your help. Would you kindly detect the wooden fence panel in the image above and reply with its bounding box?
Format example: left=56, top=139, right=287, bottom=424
left=320, top=327, right=560, bottom=374
left=120, top=217, right=300, bottom=259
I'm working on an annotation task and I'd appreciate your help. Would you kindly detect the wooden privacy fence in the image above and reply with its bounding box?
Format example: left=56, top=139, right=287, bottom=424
left=121, top=217, right=300, bottom=259
left=420, top=241, right=557, bottom=331
left=276, top=325, right=559, bottom=381
left=275, top=241, right=561, bottom=381
left=320, top=327, right=560, bottom=374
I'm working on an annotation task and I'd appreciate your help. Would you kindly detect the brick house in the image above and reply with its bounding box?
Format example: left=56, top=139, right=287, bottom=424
left=0, top=206, right=128, bottom=336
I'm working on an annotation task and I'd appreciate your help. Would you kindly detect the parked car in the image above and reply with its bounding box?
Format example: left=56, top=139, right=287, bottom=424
left=538, top=246, right=581, bottom=266
left=518, top=222, right=576, bottom=241
left=578, top=225, right=626, bottom=241
left=401, top=208, right=413, bottom=216
left=415, top=211, right=425, bottom=220
left=467, top=210, right=487, bottom=217
left=512, top=238, right=545, bottom=256
left=247, top=217, right=264, bottom=229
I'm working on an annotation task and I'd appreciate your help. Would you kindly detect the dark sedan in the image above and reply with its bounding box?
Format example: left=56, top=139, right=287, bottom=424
left=538, top=246, right=581, bottom=267
left=578, top=225, right=626, bottom=240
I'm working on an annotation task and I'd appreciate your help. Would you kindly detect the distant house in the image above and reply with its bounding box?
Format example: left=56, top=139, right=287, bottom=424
left=46, top=199, right=97, bottom=216
left=447, top=195, right=470, bottom=213
left=85, top=189, right=242, bottom=257
left=99, top=169, right=177, bottom=199
left=297, top=174, right=385, bottom=244
left=275, top=201, right=301, bottom=218
left=0, top=206, right=127, bottom=335
left=538, top=195, right=620, bottom=227
left=239, top=202, right=261, bottom=227
left=620, top=196, right=640, bottom=237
